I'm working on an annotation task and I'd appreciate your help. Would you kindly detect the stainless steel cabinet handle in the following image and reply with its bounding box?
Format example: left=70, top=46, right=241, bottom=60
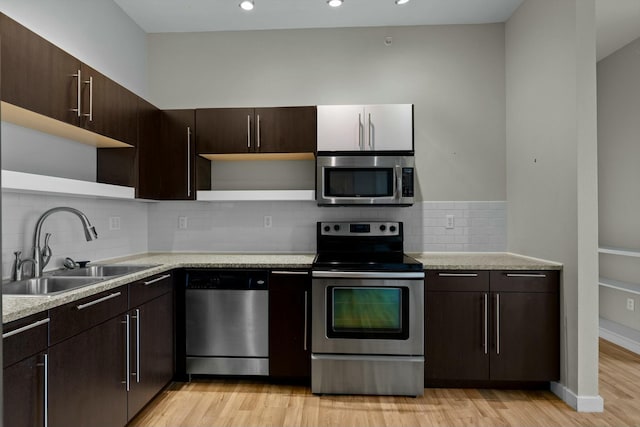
left=438, top=273, right=479, bottom=277
left=187, top=127, right=192, bottom=197
left=506, top=273, right=547, bottom=278
left=257, top=114, right=261, bottom=149
left=143, top=274, right=171, bottom=286
left=358, top=113, right=364, bottom=150
left=271, top=271, right=308, bottom=276
left=483, top=293, right=488, bottom=355
left=37, top=353, right=49, bottom=427
left=76, top=292, right=121, bottom=310
left=2, top=318, right=50, bottom=339
left=247, top=115, right=251, bottom=148
left=304, top=290, right=309, bottom=352
left=123, top=314, right=130, bottom=391
left=496, top=293, right=500, bottom=355
left=83, top=76, right=93, bottom=121
left=71, top=69, right=81, bottom=117
left=133, top=308, right=140, bottom=383
left=368, top=113, right=373, bottom=149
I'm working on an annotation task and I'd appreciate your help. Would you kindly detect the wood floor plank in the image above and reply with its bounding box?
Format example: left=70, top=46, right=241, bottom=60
left=129, top=339, right=640, bottom=427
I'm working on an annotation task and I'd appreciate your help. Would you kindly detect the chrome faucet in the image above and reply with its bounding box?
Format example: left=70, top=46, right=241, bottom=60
left=29, top=207, right=98, bottom=278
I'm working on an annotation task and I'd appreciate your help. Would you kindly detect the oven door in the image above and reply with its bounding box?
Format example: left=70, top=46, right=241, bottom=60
left=316, top=155, right=414, bottom=206
left=312, top=272, right=424, bottom=356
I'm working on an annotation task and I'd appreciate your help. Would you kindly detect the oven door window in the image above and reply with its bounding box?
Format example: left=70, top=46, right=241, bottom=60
left=327, top=286, right=409, bottom=340
left=324, top=168, right=394, bottom=198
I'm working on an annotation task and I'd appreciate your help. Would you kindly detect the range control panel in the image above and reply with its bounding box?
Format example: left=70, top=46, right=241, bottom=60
left=319, top=221, right=401, bottom=237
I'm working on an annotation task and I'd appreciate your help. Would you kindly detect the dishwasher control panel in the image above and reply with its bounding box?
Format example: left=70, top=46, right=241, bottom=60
left=185, top=269, right=269, bottom=290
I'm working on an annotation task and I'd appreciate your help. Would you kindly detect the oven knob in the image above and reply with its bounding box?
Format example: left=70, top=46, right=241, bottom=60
left=380, top=225, right=386, bottom=231
left=334, top=225, right=341, bottom=231
left=324, top=225, right=331, bottom=232
left=390, top=225, right=397, bottom=232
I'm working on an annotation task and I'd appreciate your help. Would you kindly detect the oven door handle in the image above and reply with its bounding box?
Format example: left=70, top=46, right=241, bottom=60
left=312, top=270, right=425, bottom=279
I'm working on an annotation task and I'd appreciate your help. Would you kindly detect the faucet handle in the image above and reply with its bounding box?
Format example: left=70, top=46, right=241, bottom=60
left=63, top=257, right=78, bottom=270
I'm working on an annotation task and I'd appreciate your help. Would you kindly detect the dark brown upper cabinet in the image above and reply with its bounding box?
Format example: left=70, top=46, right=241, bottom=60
left=157, top=109, right=198, bottom=200
left=0, top=13, right=81, bottom=126
left=196, top=106, right=316, bottom=156
left=80, top=64, right=138, bottom=147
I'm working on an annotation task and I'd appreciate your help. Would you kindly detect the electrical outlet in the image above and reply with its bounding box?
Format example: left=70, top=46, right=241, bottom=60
left=178, top=216, right=188, bottom=229
left=627, top=298, right=635, bottom=311
left=445, top=215, right=455, bottom=229
left=109, top=216, right=121, bottom=231
left=263, top=216, right=272, bottom=228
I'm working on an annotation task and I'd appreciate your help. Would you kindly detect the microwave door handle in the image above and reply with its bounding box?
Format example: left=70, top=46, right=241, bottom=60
left=395, top=165, right=402, bottom=198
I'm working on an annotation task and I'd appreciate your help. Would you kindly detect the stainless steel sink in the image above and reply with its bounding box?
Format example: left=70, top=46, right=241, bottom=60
left=51, top=264, right=157, bottom=278
left=2, top=277, right=103, bottom=296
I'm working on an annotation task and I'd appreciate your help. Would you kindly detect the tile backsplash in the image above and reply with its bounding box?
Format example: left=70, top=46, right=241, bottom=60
left=2, top=193, right=506, bottom=279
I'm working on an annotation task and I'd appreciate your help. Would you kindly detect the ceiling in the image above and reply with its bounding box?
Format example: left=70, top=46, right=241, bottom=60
left=114, top=0, right=640, bottom=61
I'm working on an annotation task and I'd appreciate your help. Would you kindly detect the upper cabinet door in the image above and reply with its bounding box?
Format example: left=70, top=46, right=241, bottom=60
left=254, top=107, right=316, bottom=153
left=317, top=104, right=413, bottom=152
left=0, top=14, right=81, bottom=126
left=364, top=104, right=413, bottom=151
left=196, top=108, right=255, bottom=154
left=158, top=109, right=196, bottom=200
left=317, top=105, right=364, bottom=152
left=80, top=64, right=138, bottom=146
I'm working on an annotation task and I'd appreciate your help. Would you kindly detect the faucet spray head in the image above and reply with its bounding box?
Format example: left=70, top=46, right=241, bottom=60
left=84, top=225, right=98, bottom=241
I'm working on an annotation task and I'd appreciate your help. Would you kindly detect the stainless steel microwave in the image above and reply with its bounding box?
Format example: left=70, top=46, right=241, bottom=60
left=316, top=155, right=415, bottom=206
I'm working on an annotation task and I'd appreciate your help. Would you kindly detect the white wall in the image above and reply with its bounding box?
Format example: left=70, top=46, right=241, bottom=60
left=506, top=0, right=600, bottom=411
left=148, top=25, right=506, bottom=202
left=597, top=35, right=640, bottom=336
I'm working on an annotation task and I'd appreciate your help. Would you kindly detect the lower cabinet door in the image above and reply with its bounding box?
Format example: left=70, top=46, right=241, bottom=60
left=3, top=353, right=46, bottom=427
left=425, top=291, right=490, bottom=381
left=128, top=291, right=175, bottom=420
left=48, top=316, right=127, bottom=427
left=490, top=291, right=560, bottom=381
left=269, top=272, right=311, bottom=379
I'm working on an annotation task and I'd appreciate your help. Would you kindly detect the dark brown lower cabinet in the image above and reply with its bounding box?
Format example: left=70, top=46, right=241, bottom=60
left=128, top=291, right=175, bottom=420
left=269, top=270, right=311, bottom=380
left=4, top=353, right=46, bottom=427
left=425, top=270, right=559, bottom=386
left=48, top=316, right=128, bottom=427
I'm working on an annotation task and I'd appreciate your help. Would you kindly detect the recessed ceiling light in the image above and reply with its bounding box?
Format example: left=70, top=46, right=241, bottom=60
left=239, top=0, right=254, bottom=11
left=395, top=0, right=410, bottom=4
left=327, top=0, right=343, bottom=7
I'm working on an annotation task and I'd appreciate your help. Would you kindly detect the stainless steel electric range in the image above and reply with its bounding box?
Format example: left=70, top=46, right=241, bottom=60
left=311, top=221, right=425, bottom=397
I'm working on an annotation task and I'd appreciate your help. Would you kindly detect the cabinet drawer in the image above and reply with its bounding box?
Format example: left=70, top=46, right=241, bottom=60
left=490, top=270, right=559, bottom=293
left=129, top=272, right=173, bottom=307
left=3, top=312, right=49, bottom=368
left=50, top=286, right=128, bottom=345
left=425, top=271, right=489, bottom=292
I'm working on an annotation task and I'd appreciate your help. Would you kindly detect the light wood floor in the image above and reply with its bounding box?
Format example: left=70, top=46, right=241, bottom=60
left=129, top=339, right=640, bottom=427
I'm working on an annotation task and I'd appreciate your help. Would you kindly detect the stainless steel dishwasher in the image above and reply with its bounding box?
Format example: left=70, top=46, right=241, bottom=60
left=185, top=269, right=269, bottom=376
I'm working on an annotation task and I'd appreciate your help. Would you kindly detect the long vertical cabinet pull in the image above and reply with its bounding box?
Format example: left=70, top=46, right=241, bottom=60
left=187, top=127, right=192, bottom=198
left=134, top=308, right=141, bottom=383
left=358, top=113, right=364, bottom=150
left=83, top=76, right=94, bottom=121
left=496, top=293, right=500, bottom=355
left=43, top=353, right=49, bottom=427
left=247, top=115, right=251, bottom=149
left=71, top=69, right=82, bottom=117
left=368, top=113, right=373, bottom=150
left=122, top=314, right=130, bottom=391
left=303, top=291, right=309, bottom=351
left=483, top=293, right=488, bottom=355
left=257, top=114, right=261, bottom=149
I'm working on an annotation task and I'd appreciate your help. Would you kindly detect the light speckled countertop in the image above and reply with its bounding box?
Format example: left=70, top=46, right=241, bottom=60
left=2, top=252, right=560, bottom=324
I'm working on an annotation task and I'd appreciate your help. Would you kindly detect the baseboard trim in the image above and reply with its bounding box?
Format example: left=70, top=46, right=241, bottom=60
left=599, top=324, right=640, bottom=355
left=550, top=382, right=604, bottom=412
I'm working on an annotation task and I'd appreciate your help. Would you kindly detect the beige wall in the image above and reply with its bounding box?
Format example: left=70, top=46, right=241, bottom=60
left=597, top=36, right=640, bottom=333
left=148, top=24, right=506, bottom=201
left=506, top=0, right=600, bottom=408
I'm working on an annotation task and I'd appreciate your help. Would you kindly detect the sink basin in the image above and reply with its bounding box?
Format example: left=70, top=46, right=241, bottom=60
left=3, top=277, right=103, bottom=296
left=51, top=264, right=158, bottom=278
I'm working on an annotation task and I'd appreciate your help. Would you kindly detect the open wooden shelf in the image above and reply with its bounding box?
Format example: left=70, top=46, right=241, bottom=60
left=599, top=246, right=640, bottom=258
left=196, top=190, right=315, bottom=202
left=2, top=170, right=135, bottom=200
left=199, top=152, right=315, bottom=161
left=599, top=277, right=640, bottom=296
